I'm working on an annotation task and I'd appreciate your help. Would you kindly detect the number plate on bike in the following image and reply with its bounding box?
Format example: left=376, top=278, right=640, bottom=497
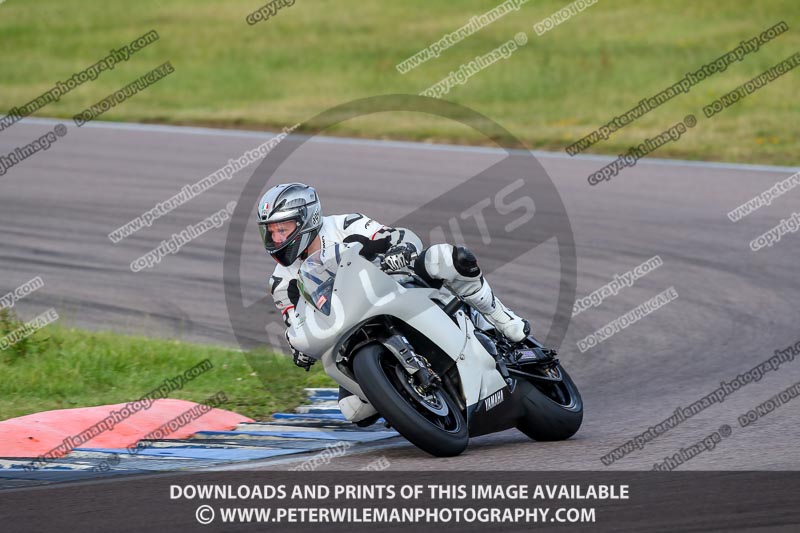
left=514, top=347, right=555, bottom=363
left=516, top=349, right=541, bottom=362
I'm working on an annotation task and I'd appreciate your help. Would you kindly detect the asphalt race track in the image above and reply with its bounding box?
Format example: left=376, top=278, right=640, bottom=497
left=2, top=117, right=799, bottom=473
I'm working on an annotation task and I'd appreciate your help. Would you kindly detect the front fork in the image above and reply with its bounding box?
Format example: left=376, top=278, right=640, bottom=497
left=379, top=334, right=441, bottom=392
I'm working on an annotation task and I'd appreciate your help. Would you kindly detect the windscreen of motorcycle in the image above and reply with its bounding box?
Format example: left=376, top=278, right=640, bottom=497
left=297, top=244, right=343, bottom=316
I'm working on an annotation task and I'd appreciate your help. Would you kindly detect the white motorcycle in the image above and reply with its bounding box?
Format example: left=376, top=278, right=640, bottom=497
left=287, top=243, right=582, bottom=457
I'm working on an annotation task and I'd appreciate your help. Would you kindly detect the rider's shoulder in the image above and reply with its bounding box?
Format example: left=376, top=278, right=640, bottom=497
left=270, top=261, right=294, bottom=277
left=327, top=213, right=358, bottom=225
left=328, top=213, right=378, bottom=230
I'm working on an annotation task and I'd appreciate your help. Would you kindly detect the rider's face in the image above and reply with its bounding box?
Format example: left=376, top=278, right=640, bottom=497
left=268, top=220, right=297, bottom=246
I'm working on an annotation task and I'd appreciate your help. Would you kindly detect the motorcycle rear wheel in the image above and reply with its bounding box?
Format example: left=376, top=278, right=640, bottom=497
left=515, top=363, right=583, bottom=441
left=353, top=344, right=468, bottom=457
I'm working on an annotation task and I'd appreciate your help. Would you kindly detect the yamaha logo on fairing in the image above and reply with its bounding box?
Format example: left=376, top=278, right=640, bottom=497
left=485, top=389, right=504, bottom=411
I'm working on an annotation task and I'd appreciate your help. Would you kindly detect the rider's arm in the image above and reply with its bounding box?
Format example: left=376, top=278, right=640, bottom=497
left=269, top=265, right=299, bottom=327
left=269, top=266, right=315, bottom=370
left=336, top=213, right=423, bottom=257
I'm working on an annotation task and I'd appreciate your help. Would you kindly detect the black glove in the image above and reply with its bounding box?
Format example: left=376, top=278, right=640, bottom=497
left=381, top=242, right=419, bottom=271
left=286, top=332, right=314, bottom=371
left=293, top=351, right=315, bottom=371
left=345, top=234, right=392, bottom=261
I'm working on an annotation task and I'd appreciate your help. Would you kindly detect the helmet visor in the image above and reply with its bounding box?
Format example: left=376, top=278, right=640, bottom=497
left=259, top=218, right=303, bottom=252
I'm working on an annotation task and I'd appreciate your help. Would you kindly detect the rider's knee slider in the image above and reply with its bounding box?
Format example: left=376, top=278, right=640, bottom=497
left=452, top=246, right=481, bottom=278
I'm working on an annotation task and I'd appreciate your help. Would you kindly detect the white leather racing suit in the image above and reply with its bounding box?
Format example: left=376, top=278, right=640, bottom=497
left=268, top=213, right=422, bottom=327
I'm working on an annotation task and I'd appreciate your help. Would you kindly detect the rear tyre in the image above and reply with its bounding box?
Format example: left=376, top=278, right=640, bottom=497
left=353, top=344, right=468, bottom=457
left=516, top=363, right=583, bottom=441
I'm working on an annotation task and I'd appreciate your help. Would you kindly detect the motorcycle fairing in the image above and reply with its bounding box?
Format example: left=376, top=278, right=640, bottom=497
left=287, top=244, right=506, bottom=414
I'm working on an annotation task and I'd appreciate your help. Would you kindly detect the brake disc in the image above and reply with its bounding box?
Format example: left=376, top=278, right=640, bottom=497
left=394, top=364, right=449, bottom=417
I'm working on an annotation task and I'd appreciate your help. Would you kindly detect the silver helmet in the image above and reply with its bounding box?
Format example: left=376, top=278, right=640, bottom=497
left=256, top=183, right=322, bottom=266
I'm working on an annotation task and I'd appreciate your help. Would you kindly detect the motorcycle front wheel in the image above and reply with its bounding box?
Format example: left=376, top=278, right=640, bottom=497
left=353, top=344, right=468, bottom=457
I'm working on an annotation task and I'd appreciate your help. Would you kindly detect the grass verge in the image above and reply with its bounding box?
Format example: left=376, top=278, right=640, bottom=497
left=0, top=309, right=335, bottom=422
left=0, top=0, right=798, bottom=165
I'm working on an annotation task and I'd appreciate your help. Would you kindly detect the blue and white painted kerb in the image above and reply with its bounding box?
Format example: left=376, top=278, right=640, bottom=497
left=0, top=389, right=397, bottom=487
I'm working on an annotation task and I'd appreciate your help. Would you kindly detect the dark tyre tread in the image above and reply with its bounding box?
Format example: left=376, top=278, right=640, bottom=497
left=516, top=364, right=583, bottom=441
left=353, top=344, right=468, bottom=457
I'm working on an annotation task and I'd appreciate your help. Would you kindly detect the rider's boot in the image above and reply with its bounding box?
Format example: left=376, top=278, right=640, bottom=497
left=459, top=277, right=530, bottom=343
left=338, top=387, right=380, bottom=427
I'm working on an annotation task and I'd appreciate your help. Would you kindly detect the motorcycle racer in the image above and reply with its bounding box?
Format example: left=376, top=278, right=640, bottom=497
left=258, top=182, right=530, bottom=425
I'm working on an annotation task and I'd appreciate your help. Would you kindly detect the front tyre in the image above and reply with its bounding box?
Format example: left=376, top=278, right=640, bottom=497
left=352, top=344, right=468, bottom=457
